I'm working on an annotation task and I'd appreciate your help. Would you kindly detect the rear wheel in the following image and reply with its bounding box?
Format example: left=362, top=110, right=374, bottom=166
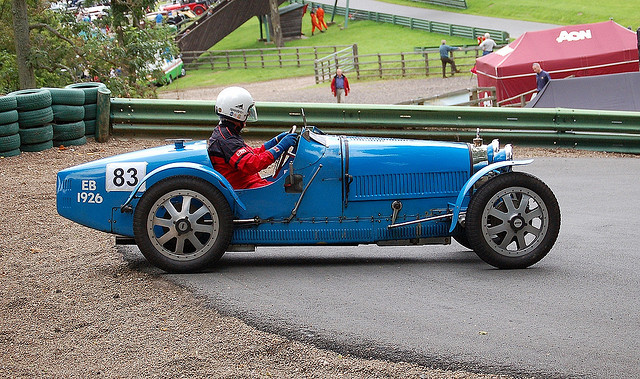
left=133, top=176, right=233, bottom=273
left=466, top=172, right=560, bottom=269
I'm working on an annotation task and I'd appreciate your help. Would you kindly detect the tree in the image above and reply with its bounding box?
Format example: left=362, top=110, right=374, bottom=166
left=1, top=0, right=178, bottom=97
left=11, top=0, right=36, bottom=89
left=268, top=0, right=283, bottom=48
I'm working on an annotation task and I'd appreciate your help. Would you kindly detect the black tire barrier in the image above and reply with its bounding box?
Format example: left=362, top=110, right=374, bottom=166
left=65, top=82, right=107, bottom=104
left=0, top=110, right=19, bottom=125
left=20, top=139, right=53, bottom=152
left=0, top=96, right=17, bottom=112
left=53, top=120, right=85, bottom=141
left=19, top=124, right=54, bottom=145
left=0, top=122, right=20, bottom=137
left=45, top=87, right=85, bottom=106
left=7, top=89, right=52, bottom=111
left=18, top=107, right=54, bottom=129
left=52, top=104, right=85, bottom=123
left=54, top=135, right=87, bottom=147
left=0, top=133, right=20, bottom=151
left=0, top=148, right=21, bottom=157
left=84, top=119, right=96, bottom=136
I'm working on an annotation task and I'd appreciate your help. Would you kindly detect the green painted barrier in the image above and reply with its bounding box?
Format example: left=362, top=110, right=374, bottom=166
left=109, top=98, right=640, bottom=153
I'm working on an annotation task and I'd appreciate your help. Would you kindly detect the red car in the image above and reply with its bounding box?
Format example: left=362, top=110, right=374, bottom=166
left=161, top=0, right=209, bottom=15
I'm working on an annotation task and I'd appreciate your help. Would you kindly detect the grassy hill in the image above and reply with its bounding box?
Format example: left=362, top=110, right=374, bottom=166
left=163, top=13, right=476, bottom=90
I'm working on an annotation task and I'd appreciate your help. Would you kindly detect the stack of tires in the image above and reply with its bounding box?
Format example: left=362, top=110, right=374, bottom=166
left=9, top=89, right=54, bottom=153
left=46, top=88, right=87, bottom=147
left=65, top=82, right=106, bottom=138
left=0, top=96, right=20, bottom=157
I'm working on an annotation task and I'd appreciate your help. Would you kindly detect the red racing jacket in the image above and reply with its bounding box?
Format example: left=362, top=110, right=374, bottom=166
left=207, top=121, right=275, bottom=189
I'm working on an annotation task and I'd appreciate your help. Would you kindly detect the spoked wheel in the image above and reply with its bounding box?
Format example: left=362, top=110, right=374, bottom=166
left=133, top=176, right=233, bottom=273
left=466, top=172, right=560, bottom=269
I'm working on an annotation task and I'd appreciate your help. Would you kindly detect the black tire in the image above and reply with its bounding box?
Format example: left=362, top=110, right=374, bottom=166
left=52, top=104, right=85, bottom=123
left=0, top=110, right=19, bottom=125
left=20, top=139, right=53, bottom=152
left=65, top=82, right=107, bottom=104
left=0, top=96, right=17, bottom=112
left=83, top=103, right=97, bottom=120
left=466, top=172, right=560, bottom=269
left=18, top=107, right=54, bottom=129
left=84, top=119, right=96, bottom=135
left=180, top=67, right=186, bottom=77
left=0, top=122, right=19, bottom=137
left=0, top=148, right=20, bottom=157
left=133, top=176, right=233, bottom=273
left=53, top=120, right=85, bottom=141
left=452, top=224, right=472, bottom=250
left=0, top=133, right=20, bottom=151
left=7, top=89, right=52, bottom=111
left=45, top=87, right=85, bottom=106
left=19, top=124, right=53, bottom=144
left=54, top=136, right=87, bottom=147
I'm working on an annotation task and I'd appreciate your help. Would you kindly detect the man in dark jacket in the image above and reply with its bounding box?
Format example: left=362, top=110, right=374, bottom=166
left=207, top=87, right=297, bottom=189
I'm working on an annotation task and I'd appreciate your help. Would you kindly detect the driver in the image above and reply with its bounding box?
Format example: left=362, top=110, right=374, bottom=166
left=207, top=86, right=298, bottom=189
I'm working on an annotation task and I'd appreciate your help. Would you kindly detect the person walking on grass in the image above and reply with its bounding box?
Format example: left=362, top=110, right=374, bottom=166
left=310, top=8, right=324, bottom=35
left=439, top=40, right=461, bottom=78
left=317, top=6, right=328, bottom=30
left=331, top=68, right=350, bottom=103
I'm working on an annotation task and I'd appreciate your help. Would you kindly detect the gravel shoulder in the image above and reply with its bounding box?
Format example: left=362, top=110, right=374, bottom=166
left=2, top=76, right=635, bottom=378
left=1, top=137, right=516, bottom=378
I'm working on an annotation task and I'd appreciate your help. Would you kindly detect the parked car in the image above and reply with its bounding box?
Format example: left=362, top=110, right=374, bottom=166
left=161, top=0, right=209, bottom=15
left=56, top=122, right=560, bottom=273
left=148, top=53, right=186, bottom=85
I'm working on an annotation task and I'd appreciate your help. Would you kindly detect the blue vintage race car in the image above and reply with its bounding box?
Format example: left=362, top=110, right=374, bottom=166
left=56, top=123, right=560, bottom=273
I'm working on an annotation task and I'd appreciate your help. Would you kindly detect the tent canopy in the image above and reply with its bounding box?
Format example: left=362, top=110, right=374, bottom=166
left=476, top=21, right=639, bottom=105
left=526, top=71, right=640, bottom=111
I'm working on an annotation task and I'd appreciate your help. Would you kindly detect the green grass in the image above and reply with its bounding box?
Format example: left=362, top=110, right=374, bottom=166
left=162, top=13, right=475, bottom=91
left=379, top=0, right=640, bottom=29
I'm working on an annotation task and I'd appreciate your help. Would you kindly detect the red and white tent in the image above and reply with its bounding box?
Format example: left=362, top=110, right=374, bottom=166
left=475, top=21, right=639, bottom=105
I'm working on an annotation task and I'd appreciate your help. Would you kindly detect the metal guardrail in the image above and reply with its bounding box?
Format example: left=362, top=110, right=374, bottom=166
left=108, top=98, right=640, bottom=153
left=289, top=0, right=509, bottom=44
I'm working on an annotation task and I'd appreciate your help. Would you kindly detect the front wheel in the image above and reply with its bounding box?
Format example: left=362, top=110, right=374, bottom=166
left=466, top=172, right=560, bottom=269
left=133, top=176, right=233, bottom=273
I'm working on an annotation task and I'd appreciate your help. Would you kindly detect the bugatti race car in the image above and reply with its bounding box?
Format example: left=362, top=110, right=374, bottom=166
left=56, top=124, right=560, bottom=273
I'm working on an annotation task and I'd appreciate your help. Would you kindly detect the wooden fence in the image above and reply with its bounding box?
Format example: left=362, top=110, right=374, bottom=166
left=315, top=45, right=485, bottom=83
left=182, top=45, right=354, bottom=70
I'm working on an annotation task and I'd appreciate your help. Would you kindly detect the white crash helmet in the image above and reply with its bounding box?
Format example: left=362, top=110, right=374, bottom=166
left=215, top=86, right=257, bottom=122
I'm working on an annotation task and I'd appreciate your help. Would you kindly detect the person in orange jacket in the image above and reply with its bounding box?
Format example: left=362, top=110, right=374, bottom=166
left=310, top=8, right=324, bottom=35
left=316, top=6, right=328, bottom=30
left=330, top=68, right=350, bottom=103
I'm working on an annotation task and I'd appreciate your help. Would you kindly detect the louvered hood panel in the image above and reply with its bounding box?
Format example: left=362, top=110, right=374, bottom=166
left=345, top=137, right=471, bottom=201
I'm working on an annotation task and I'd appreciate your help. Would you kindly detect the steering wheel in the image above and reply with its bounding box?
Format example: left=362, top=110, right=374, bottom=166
left=272, top=125, right=298, bottom=178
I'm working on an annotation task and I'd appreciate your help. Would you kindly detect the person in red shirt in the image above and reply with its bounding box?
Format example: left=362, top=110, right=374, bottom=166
left=207, top=87, right=297, bottom=189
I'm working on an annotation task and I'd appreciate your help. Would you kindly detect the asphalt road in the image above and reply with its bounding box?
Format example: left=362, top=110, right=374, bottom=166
left=126, top=157, right=640, bottom=378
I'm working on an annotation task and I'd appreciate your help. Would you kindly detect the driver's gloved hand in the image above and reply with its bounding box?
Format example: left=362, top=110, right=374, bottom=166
left=268, top=133, right=298, bottom=160
left=264, top=132, right=289, bottom=150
